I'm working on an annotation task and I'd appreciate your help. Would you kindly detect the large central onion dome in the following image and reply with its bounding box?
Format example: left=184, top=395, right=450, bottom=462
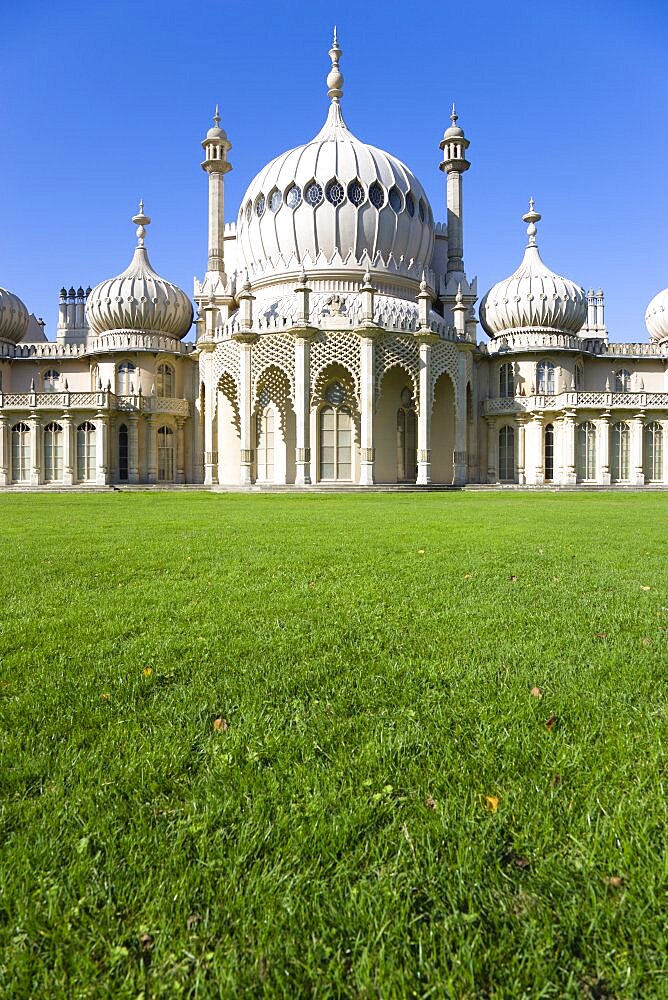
left=479, top=201, right=587, bottom=338
left=236, top=31, right=434, bottom=287
left=86, top=204, right=193, bottom=340
left=0, top=284, right=29, bottom=345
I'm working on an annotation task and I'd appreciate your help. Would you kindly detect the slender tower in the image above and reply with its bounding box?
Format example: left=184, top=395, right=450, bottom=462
left=439, top=104, right=470, bottom=277
left=201, top=106, right=232, bottom=277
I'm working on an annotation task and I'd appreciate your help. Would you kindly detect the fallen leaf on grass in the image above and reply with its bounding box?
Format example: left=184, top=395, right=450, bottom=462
left=640, top=585, right=652, bottom=591
left=463, top=573, right=473, bottom=580
left=485, top=795, right=500, bottom=812
left=186, top=913, right=201, bottom=931
left=544, top=715, right=559, bottom=731
left=550, top=773, right=563, bottom=788
left=502, top=850, right=531, bottom=870
left=139, top=933, right=154, bottom=951
left=509, top=575, right=517, bottom=582
left=143, top=667, right=153, bottom=677
left=641, top=637, right=653, bottom=647
left=425, top=795, right=436, bottom=810
left=530, top=686, right=542, bottom=699
left=213, top=717, right=229, bottom=732
left=594, top=632, right=608, bottom=639
left=603, top=875, right=624, bottom=888
left=308, top=581, right=317, bottom=588
left=100, top=693, right=111, bottom=701
left=418, top=549, right=425, bottom=555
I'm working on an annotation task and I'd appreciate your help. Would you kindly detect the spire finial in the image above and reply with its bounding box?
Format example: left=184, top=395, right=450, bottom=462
left=522, top=197, right=541, bottom=247
left=213, top=104, right=220, bottom=127
left=451, top=102, right=458, bottom=125
left=327, top=26, right=344, bottom=101
left=132, top=200, right=151, bottom=248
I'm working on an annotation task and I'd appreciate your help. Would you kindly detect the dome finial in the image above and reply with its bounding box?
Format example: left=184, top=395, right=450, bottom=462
left=213, top=104, right=221, bottom=127
left=522, top=197, right=541, bottom=247
left=132, top=200, right=151, bottom=248
left=327, top=26, right=343, bottom=101
left=451, top=102, right=458, bottom=125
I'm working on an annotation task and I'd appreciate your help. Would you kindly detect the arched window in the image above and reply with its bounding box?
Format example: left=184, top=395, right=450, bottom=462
left=90, top=364, right=99, bottom=391
left=11, top=423, right=30, bottom=481
left=499, top=363, right=514, bottom=398
left=396, top=386, right=417, bottom=482
left=118, top=424, right=128, bottom=482
left=644, top=422, right=663, bottom=482
left=319, top=384, right=352, bottom=481
left=614, top=369, right=631, bottom=392
left=544, top=424, right=554, bottom=481
left=157, top=425, right=174, bottom=482
left=575, top=362, right=584, bottom=390
left=117, top=361, right=136, bottom=395
left=43, top=422, right=63, bottom=482
left=76, top=422, right=96, bottom=482
left=43, top=369, right=60, bottom=392
left=611, top=422, right=630, bottom=481
left=498, top=426, right=515, bottom=482
left=576, top=421, right=597, bottom=480
left=256, top=406, right=276, bottom=482
left=536, top=360, right=555, bottom=394
left=156, top=363, right=174, bottom=398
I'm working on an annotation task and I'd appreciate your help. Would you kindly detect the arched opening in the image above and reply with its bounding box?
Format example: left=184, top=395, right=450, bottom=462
left=117, top=361, right=136, bottom=395
left=216, top=373, right=240, bottom=485
left=76, top=422, right=96, bottom=482
left=544, top=423, right=554, bottom=482
left=157, top=425, right=175, bottom=482
left=43, top=370, right=60, bottom=392
left=254, top=367, right=294, bottom=485
left=318, top=394, right=353, bottom=482
left=43, top=422, right=63, bottom=482
left=374, top=367, right=416, bottom=484
left=256, top=405, right=276, bottom=483
left=156, top=364, right=175, bottom=398
left=644, top=422, right=663, bottom=482
left=536, top=360, right=555, bottom=394
left=396, top=399, right=417, bottom=483
left=499, top=362, right=513, bottom=398
left=118, top=424, right=129, bottom=481
left=498, top=425, right=515, bottom=482
left=431, top=372, right=456, bottom=484
left=11, top=423, right=30, bottom=482
left=614, top=369, right=631, bottom=393
left=576, top=421, right=596, bottom=481
left=611, top=421, right=630, bottom=482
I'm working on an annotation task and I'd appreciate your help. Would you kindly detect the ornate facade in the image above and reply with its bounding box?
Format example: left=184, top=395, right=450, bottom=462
left=1, top=33, right=667, bottom=489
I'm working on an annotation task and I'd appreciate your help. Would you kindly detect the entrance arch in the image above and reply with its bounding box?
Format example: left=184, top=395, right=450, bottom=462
left=431, top=372, right=456, bottom=483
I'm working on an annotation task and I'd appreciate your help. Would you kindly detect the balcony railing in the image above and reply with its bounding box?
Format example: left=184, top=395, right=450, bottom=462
left=482, top=391, right=668, bottom=415
left=0, top=391, right=190, bottom=417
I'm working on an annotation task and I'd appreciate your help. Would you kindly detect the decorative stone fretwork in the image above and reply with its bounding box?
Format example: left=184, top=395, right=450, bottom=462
left=428, top=339, right=459, bottom=417
left=375, top=335, right=420, bottom=404
left=310, top=332, right=361, bottom=405
left=255, top=366, right=293, bottom=436
left=216, top=371, right=240, bottom=433
left=251, top=334, right=296, bottom=400
left=240, top=449, right=254, bottom=464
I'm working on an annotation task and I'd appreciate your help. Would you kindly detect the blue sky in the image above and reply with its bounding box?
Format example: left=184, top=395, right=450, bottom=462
left=1, top=0, right=666, bottom=342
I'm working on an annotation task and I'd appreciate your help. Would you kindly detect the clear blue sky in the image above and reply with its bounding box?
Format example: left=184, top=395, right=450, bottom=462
left=1, top=0, right=666, bottom=342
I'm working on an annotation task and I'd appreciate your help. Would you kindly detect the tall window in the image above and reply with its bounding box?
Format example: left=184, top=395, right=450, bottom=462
left=118, top=424, right=129, bottom=482
left=498, top=425, right=515, bottom=481
left=544, top=424, right=554, bottom=481
left=611, top=422, right=630, bottom=481
left=90, top=364, right=99, bottom=391
left=11, top=423, right=30, bottom=481
left=76, top=422, right=96, bottom=482
left=614, top=369, right=631, bottom=392
left=576, top=421, right=597, bottom=480
left=43, top=422, right=63, bottom=482
left=499, top=363, right=514, bottom=398
left=117, top=361, right=136, bottom=395
left=156, top=363, right=174, bottom=398
left=536, top=360, right=555, bottom=394
left=256, top=407, right=275, bottom=482
left=644, top=422, right=663, bottom=482
left=43, top=369, right=60, bottom=392
left=575, top=363, right=584, bottom=390
left=397, top=387, right=417, bottom=482
left=157, top=425, right=174, bottom=482
left=319, top=385, right=352, bottom=481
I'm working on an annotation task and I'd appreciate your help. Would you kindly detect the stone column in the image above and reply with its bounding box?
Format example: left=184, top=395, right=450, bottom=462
left=0, top=415, right=8, bottom=486
left=146, top=414, right=157, bottom=484
left=95, top=413, right=108, bottom=485
left=632, top=414, right=645, bottom=486
left=526, top=414, right=545, bottom=485
left=201, top=343, right=218, bottom=486
left=598, top=412, right=611, bottom=485
left=293, top=329, right=316, bottom=485
left=176, top=418, right=186, bottom=483
left=415, top=334, right=437, bottom=485
left=128, top=415, right=139, bottom=484
left=29, top=413, right=41, bottom=485
left=62, top=415, right=74, bottom=485
left=232, top=332, right=258, bottom=487
left=486, top=417, right=498, bottom=483
left=516, top=417, right=527, bottom=485
left=358, top=332, right=379, bottom=485
left=560, top=410, right=577, bottom=485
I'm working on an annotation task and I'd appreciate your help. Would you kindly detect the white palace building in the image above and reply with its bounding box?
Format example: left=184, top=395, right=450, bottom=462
left=1, top=33, right=667, bottom=490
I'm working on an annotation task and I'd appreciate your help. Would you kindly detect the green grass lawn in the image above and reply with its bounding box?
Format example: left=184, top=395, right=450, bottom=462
left=0, top=492, right=666, bottom=999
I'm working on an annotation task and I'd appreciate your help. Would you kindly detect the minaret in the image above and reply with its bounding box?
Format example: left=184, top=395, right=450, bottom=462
left=439, top=104, right=470, bottom=276
left=201, top=106, right=232, bottom=277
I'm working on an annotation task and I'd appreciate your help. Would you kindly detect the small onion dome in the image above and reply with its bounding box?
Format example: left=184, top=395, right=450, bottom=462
left=206, top=105, right=228, bottom=142
left=479, top=200, right=587, bottom=338
left=442, top=103, right=465, bottom=140
left=645, top=287, right=668, bottom=343
left=86, top=203, right=193, bottom=340
left=0, top=285, right=29, bottom=344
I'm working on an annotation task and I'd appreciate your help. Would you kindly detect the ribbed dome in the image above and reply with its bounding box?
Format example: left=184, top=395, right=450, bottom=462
left=86, top=205, right=193, bottom=340
left=0, top=285, right=29, bottom=344
left=479, top=202, right=587, bottom=338
left=645, top=287, right=668, bottom=344
left=236, top=35, right=434, bottom=287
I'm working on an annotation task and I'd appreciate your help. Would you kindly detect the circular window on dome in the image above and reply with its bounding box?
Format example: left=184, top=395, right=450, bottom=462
left=326, top=179, right=345, bottom=206
left=389, top=186, right=402, bottom=213
left=245, top=201, right=252, bottom=222
left=324, top=381, right=345, bottom=405
left=255, top=194, right=266, bottom=218
left=369, top=182, right=384, bottom=209
left=418, top=199, right=426, bottom=223
left=305, top=182, right=324, bottom=208
left=269, top=189, right=282, bottom=213
left=405, top=192, right=415, bottom=217
left=347, top=180, right=365, bottom=206
left=286, top=185, right=302, bottom=209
